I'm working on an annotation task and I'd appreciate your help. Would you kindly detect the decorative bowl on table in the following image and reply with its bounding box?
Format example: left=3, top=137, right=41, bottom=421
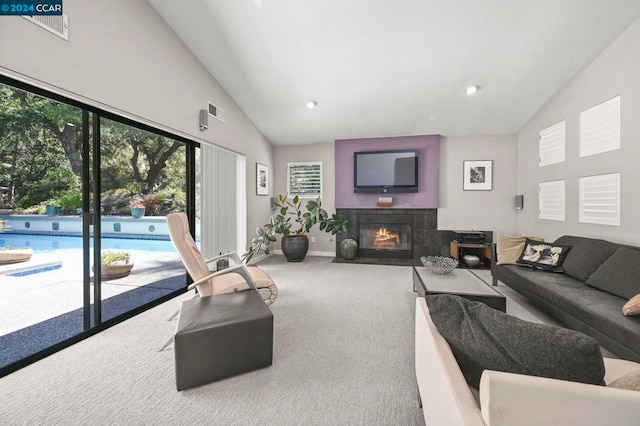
left=420, top=256, right=458, bottom=275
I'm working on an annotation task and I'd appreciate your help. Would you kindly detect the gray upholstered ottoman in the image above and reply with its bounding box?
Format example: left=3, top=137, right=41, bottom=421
left=174, top=290, right=273, bottom=391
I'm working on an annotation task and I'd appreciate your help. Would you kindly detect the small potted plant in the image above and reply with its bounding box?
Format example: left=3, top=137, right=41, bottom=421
left=98, top=250, right=134, bottom=280
left=129, top=198, right=146, bottom=219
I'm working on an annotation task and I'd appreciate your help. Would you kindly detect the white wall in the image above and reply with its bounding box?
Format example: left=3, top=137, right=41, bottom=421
left=0, top=0, right=273, bottom=250
left=438, top=135, right=519, bottom=236
left=273, top=143, right=337, bottom=255
left=517, top=17, right=640, bottom=245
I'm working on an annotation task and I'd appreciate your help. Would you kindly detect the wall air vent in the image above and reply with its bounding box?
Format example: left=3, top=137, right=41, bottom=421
left=23, top=14, right=68, bottom=41
left=208, top=101, right=225, bottom=123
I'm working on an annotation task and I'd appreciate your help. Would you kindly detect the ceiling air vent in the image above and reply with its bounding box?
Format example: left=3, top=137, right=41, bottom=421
left=23, top=14, right=68, bottom=40
left=208, top=102, right=225, bottom=123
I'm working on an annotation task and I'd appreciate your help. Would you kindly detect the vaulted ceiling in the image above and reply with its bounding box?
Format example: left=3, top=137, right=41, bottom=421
left=149, top=1, right=640, bottom=146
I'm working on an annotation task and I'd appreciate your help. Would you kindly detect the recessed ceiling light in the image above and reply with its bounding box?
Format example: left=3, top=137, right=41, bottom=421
left=306, top=100, right=318, bottom=109
left=466, top=85, right=479, bottom=95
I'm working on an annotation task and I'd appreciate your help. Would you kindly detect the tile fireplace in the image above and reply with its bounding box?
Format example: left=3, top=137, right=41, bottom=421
left=336, top=208, right=440, bottom=265
left=357, top=214, right=413, bottom=259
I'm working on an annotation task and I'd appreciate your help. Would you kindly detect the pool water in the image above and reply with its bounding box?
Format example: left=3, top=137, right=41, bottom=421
left=0, top=233, right=176, bottom=254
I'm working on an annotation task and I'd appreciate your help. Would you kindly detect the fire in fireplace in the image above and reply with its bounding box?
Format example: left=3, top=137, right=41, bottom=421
left=371, top=226, right=401, bottom=249
left=359, top=220, right=412, bottom=258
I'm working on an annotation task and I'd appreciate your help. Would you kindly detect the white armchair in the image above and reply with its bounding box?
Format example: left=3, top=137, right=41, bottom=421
left=166, top=212, right=277, bottom=304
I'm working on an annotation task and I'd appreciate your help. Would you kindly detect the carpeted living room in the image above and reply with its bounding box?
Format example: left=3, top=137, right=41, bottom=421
left=2, top=1, right=640, bottom=425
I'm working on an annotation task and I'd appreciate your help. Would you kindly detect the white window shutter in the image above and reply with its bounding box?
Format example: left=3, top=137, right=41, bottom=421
left=539, top=180, right=565, bottom=221
left=579, top=173, right=620, bottom=226
left=539, top=121, right=566, bottom=167
left=580, top=96, right=621, bottom=157
left=288, top=162, right=322, bottom=198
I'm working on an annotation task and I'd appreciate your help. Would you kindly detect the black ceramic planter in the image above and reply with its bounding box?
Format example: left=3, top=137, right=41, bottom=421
left=281, top=235, right=309, bottom=262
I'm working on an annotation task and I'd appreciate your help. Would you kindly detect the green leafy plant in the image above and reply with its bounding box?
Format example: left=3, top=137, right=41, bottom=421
left=101, top=250, right=131, bottom=266
left=243, top=194, right=348, bottom=262
left=56, top=189, right=82, bottom=214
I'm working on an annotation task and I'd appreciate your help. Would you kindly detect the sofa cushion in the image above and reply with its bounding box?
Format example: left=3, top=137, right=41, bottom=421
left=516, top=239, right=571, bottom=271
left=496, top=234, right=544, bottom=264
left=426, top=294, right=606, bottom=389
left=494, top=263, right=640, bottom=357
left=554, top=235, right=620, bottom=282
left=586, top=248, right=640, bottom=299
left=623, top=294, right=640, bottom=316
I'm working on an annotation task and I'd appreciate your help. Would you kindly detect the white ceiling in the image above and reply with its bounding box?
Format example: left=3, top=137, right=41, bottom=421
left=149, top=0, right=640, bottom=146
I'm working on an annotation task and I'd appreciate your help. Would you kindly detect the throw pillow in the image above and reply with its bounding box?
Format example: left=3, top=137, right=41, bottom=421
left=426, top=294, right=605, bottom=389
left=609, top=369, right=640, bottom=391
left=516, top=238, right=572, bottom=271
left=622, top=294, right=640, bottom=316
left=585, top=248, right=640, bottom=300
left=554, top=236, right=619, bottom=282
left=496, top=234, right=544, bottom=264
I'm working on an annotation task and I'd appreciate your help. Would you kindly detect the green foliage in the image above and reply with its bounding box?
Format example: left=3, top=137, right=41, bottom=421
left=0, top=83, right=188, bottom=213
left=242, top=195, right=348, bottom=263
left=100, top=250, right=131, bottom=266
left=56, top=189, right=82, bottom=214
left=18, top=168, right=78, bottom=208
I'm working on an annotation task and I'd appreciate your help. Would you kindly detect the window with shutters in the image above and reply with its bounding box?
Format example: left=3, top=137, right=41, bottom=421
left=580, top=96, right=621, bottom=157
left=579, top=173, right=620, bottom=226
left=539, top=121, right=565, bottom=167
left=287, top=162, right=322, bottom=198
left=539, top=180, right=565, bottom=221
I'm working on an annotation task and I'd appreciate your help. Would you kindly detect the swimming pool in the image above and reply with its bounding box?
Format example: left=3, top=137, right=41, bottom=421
left=0, top=233, right=177, bottom=254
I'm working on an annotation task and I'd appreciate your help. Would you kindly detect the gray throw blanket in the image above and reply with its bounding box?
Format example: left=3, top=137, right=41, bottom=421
left=426, top=294, right=605, bottom=388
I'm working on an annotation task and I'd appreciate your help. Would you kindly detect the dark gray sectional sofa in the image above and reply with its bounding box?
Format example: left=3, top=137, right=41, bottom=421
left=492, top=235, right=640, bottom=362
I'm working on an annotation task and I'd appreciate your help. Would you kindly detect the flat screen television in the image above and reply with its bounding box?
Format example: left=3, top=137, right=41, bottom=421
left=354, top=149, right=419, bottom=193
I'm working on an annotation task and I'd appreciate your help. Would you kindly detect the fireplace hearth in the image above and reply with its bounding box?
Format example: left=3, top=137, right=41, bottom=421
left=336, top=208, right=439, bottom=265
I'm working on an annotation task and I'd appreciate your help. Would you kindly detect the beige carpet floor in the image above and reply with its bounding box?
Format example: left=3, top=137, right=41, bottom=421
left=0, top=256, right=574, bottom=425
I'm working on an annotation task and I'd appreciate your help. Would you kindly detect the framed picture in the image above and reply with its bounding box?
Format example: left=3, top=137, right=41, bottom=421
left=463, top=160, right=493, bottom=191
left=256, top=163, right=269, bottom=196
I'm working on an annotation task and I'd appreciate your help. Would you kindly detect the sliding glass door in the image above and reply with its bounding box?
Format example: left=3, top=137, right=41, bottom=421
left=0, top=77, right=197, bottom=376
left=0, top=83, right=88, bottom=367
left=96, top=117, right=188, bottom=322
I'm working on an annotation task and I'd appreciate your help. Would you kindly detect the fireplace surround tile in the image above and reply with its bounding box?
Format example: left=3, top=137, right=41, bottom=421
left=335, top=208, right=439, bottom=265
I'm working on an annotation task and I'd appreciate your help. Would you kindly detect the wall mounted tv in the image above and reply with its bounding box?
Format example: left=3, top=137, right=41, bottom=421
left=354, top=149, right=419, bottom=193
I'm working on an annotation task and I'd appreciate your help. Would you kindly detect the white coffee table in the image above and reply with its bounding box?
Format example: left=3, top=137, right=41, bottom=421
left=412, top=267, right=506, bottom=312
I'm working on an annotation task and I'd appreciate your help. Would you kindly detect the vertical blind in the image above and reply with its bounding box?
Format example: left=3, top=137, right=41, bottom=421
left=539, top=180, right=565, bottom=221
left=539, top=121, right=566, bottom=167
left=580, top=96, right=621, bottom=157
left=200, top=145, right=239, bottom=259
left=579, top=173, right=620, bottom=226
left=288, top=162, right=322, bottom=198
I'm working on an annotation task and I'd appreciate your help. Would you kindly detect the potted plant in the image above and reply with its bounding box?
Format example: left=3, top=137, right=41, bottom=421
left=243, top=195, right=348, bottom=263
left=0, top=219, right=34, bottom=264
left=98, top=250, right=134, bottom=280
left=45, top=204, right=61, bottom=215
left=129, top=198, right=146, bottom=219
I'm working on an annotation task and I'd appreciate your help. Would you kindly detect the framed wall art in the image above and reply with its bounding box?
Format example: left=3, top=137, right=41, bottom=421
left=256, top=163, right=269, bottom=196
left=463, top=160, right=493, bottom=191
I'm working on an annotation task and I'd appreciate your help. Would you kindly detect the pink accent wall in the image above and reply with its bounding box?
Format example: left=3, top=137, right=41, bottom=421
left=335, top=135, right=440, bottom=208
